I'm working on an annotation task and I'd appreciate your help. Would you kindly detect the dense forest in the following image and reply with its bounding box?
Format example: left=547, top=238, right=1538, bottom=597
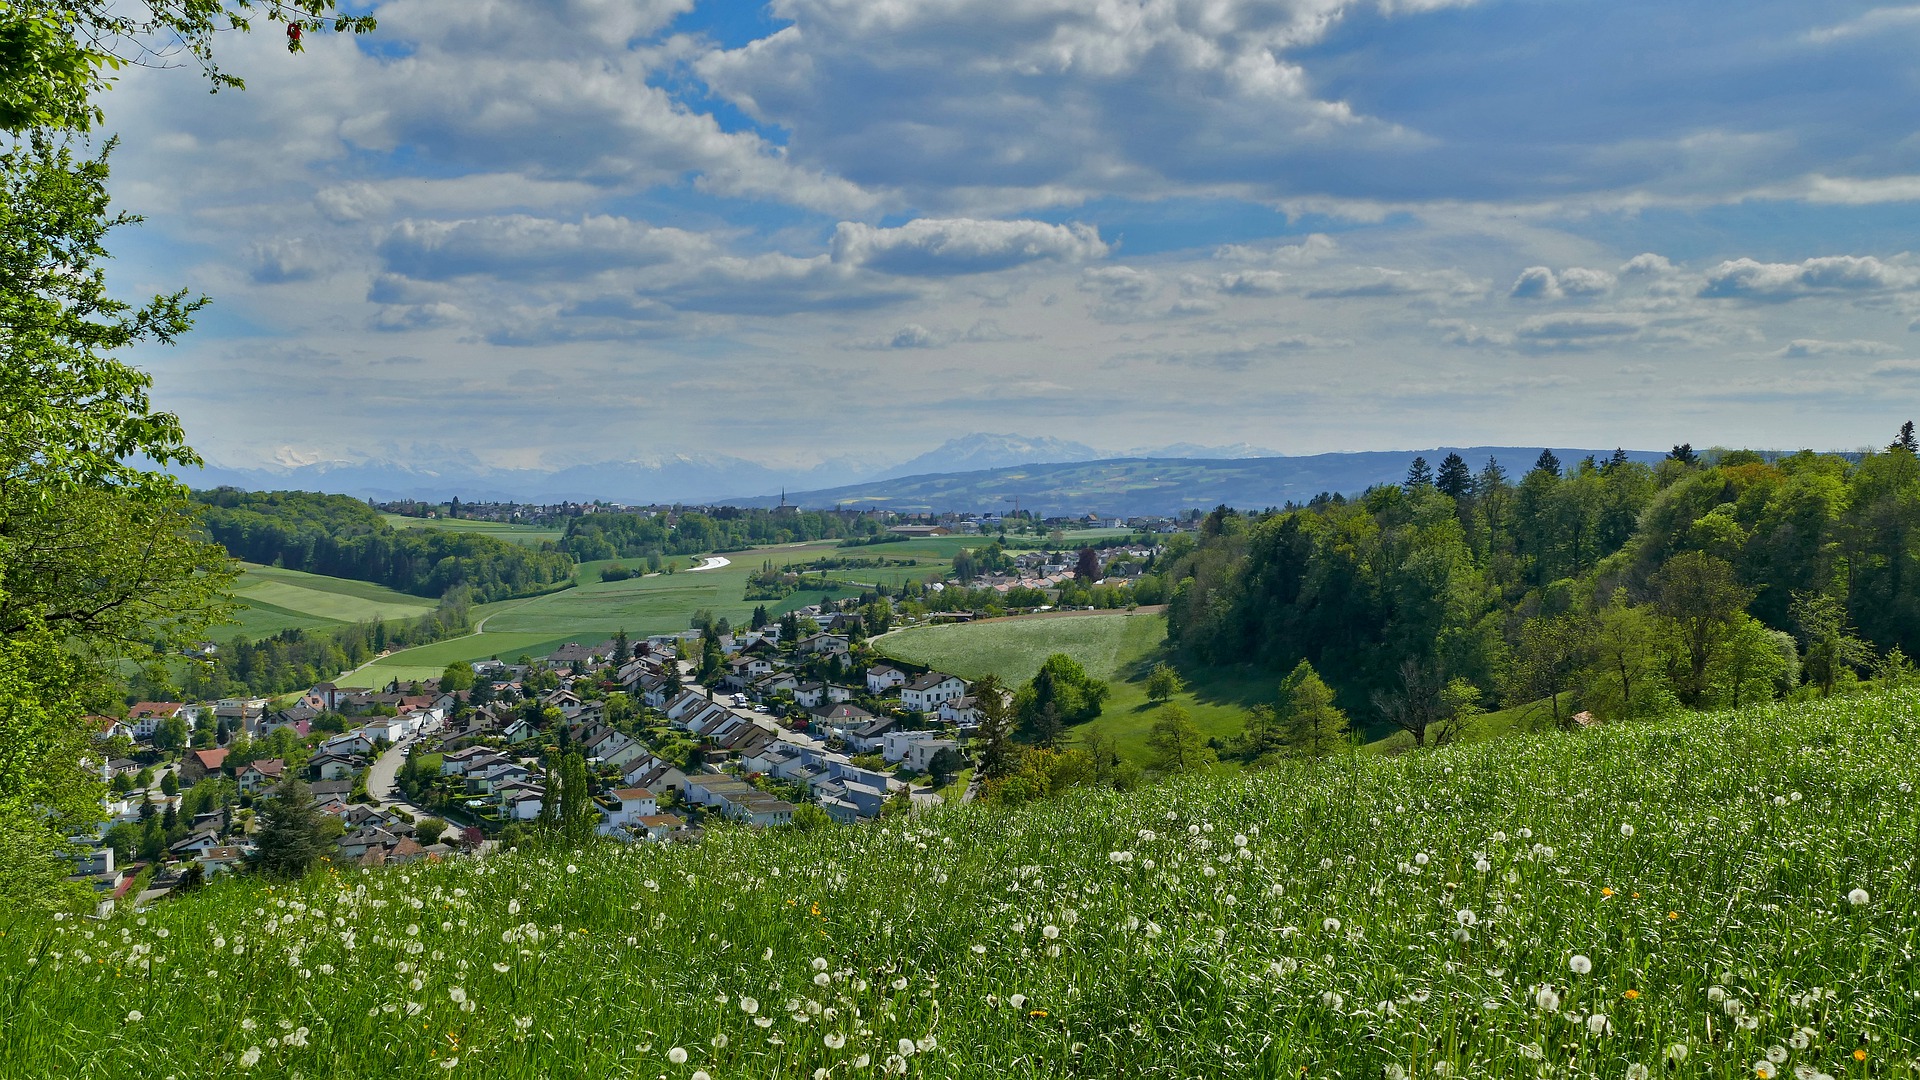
left=196, top=489, right=576, bottom=602
left=1160, top=442, right=1920, bottom=738
left=560, top=506, right=884, bottom=561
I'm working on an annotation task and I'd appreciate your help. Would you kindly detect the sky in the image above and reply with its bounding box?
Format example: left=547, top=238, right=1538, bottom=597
left=95, top=0, right=1920, bottom=475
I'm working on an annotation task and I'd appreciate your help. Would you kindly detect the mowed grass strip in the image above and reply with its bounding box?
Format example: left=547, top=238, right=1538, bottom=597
left=380, top=514, right=564, bottom=546
left=217, top=565, right=439, bottom=644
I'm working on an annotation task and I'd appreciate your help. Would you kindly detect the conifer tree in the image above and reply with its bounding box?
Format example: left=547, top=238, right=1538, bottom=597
left=1280, top=660, right=1349, bottom=758
left=254, top=779, right=325, bottom=878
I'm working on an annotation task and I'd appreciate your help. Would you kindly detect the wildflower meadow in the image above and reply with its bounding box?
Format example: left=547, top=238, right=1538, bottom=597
left=3, top=690, right=1917, bottom=1079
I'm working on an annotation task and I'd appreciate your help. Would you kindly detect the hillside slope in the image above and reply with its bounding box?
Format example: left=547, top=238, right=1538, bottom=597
left=5, top=692, right=1916, bottom=1078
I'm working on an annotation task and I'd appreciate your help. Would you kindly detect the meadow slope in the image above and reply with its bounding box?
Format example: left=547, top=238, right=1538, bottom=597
left=5, top=692, right=1918, bottom=1078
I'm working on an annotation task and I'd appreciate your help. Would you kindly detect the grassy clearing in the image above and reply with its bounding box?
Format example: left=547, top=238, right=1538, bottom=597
left=380, top=515, right=564, bottom=547
left=8, top=691, right=1917, bottom=1078
left=875, top=612, right=1277, bottom=765
left=216, top=565, right=439, bottom=643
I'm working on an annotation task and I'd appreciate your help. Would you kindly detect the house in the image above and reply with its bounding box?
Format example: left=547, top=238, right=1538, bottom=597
left=198, top=846, right=248, bottom=876
left=866, top=665, right=908, bottom=693
left=236, top=758, right=287, bottom=795
left=213, top=697, right=269, bottom=736
left=598, top=788, right=659, bottom=836
left=793, top=681, right=829, bottom=708
left=749, top=671, right=799, bottom=699
left=308, top=751, right=361, bottom=782
left=502, top=717, right=539, bottom=745
left=126, top=701, right=189, bottom=740
left=887, top=733, right=960, bottom=773
left=439, top=746, right=495, bottom=775
left=899, top=672, right=967, bottom=713
left=319, top=729, right=377, bottom=758
left=310, top=779, right=355, bottom=809
left=727, top=655, right=776, bottom=680
left=634, top=813, right=685, bottom=840
left=180, top=747, right=229, bottom=785
left=939, top=695, right=986, bottom=729
left=621, top=755, right=690, bottom=795
left=793, top=633, right=851, bottom=657
left=496, top=782, right=545, bottom=821
left=261, top=703, right=317, bottom=738
left=169, top=826, right=223, bottom=858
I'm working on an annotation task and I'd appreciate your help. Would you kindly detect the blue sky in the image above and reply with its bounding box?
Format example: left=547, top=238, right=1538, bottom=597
left=94, top=0, right=1920, bottom=475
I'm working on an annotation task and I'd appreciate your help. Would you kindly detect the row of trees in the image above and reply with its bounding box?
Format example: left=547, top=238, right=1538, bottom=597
left=560, top=507, right=884, bottom=562
left=1162, top=443, right=1920, bottom=735
left=198, top=489, right=576, bottom=602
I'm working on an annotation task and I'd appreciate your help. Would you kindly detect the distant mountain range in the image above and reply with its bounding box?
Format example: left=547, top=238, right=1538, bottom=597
left=727, top=447, right=1673, bottom=517
left=178, top=434, right=1677, bottom=515
left=177, top=433, right=1291, bottom=506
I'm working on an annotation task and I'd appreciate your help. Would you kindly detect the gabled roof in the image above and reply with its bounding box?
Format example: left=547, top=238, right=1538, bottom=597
left=187, top=748, right=229, bottom=771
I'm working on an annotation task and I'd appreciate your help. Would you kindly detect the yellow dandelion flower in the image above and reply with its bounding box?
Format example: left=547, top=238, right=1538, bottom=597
left=1854, top=1050, right=1867, bottom=1062
left=1667, top=911, right=1679, bottom=920
left=1601, top=887, right=1614, bottom=897
left=1623, top=990, right=1640, bottom=1000
left=1030, top=1010, right=1048, bottom=1018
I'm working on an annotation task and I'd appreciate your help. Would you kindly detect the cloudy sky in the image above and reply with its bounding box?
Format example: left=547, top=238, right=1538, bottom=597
left=99, top=0, right=1920, bottom=474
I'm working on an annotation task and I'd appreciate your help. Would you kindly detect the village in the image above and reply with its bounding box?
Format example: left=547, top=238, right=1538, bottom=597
left=66, top=571, right=1113, bottom=913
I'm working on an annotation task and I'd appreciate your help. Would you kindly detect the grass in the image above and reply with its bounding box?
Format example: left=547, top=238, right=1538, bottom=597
left=334, top=541, right=882, bottom=688
left=217, top=564, right=439, bottom=643
left=874, top=612, right=1278, bottom=766
left=380, top=515, right=564, bottom=547
left=7, top=690, right=1918, bottom=1078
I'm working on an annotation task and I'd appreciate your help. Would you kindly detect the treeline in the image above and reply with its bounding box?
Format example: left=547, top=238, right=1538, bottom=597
left=131, top=598, right=474, bottom=699
left=196, top=489, right=576, bottom=602
left=561, top=507, right=883, bottom=561
left=1162, top=440, right=1920, bottom=738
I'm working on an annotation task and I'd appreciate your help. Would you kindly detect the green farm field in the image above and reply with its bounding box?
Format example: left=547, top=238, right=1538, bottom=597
left=380, top=514, right=564, bottom=546
left=337, top=542, right=870, bottom=687
left=12, top=690, right=1918, bottom=1078
left=219, top=564, right=438, bottom=641
left=875, top=611, right=1287, bottom=765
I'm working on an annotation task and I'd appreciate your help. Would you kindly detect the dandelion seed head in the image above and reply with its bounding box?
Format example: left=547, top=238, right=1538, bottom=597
left=1569, top=954, right=1593, bottom=975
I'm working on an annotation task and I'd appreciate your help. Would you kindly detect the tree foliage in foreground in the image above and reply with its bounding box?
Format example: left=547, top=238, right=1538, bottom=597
left=0, top=0, right=372, bottom=908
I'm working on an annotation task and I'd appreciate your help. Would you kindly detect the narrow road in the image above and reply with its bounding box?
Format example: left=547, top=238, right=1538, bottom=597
left=686, top=555, right=731, bottom=572
left=364, top=735, right=432, bottom=820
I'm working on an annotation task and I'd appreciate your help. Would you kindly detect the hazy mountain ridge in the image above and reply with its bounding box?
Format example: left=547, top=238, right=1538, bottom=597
left=727, top=447, right=1671, bottom=517
left=181, top=437, right=1657, bottom=512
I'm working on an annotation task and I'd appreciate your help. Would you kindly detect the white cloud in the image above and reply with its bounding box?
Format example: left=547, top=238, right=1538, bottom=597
left=1557, top=267, right=1615, bottom=296
left=1509, top=266, right=1561, bottom=300
left=1620, top=253, right=1675, bottom=276
left=1700, top=256, right=1920, bottom=300
left=1214, top=233, right=1337, bottom=265
left=1780, top=338, right=1899, bottom=358
left=1514, top=312, right=1647, bottom=347
left=1804, top=5, right=1920, bottom=44
left=830, top=219, right=1108, bottom=276
left=378, top=214, right=705, bottom=280
left=248, top=238, right=335, bottom=283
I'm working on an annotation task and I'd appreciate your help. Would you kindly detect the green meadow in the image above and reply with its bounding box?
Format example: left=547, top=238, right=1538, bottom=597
left=221, top=564, right=439, bottom=642
left=875, top=612, right=1286, bottom=765
left=8, top=690, right=1917, bottom=1078
left=380, top=514, right=564, bottom=547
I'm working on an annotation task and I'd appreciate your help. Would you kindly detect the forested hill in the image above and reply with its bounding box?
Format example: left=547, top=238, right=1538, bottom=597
left=1158, top=446, right=1920, bottom=732
left=195, top=489, right=575, bottom=603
